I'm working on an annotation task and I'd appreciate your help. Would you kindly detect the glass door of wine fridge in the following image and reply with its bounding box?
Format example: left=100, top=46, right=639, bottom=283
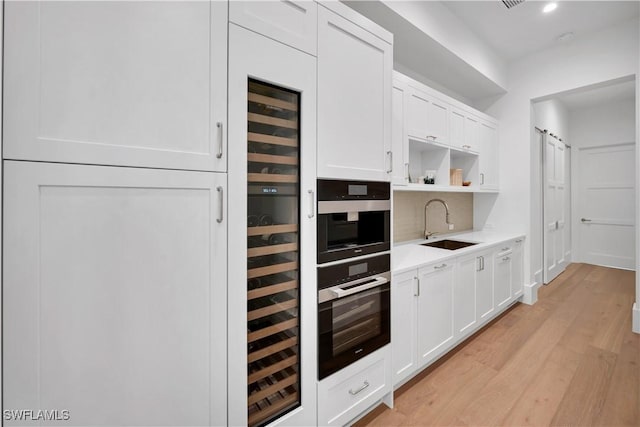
left=246, top=79, right=301, bottom=427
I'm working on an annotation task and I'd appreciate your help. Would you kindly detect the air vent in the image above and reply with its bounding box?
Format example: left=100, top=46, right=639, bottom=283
left=502, top=0, right=525, bottom=9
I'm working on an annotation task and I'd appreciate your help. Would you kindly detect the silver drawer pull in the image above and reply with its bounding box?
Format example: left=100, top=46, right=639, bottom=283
left=434, top=263, right=447, bottom=270
left=308, top=189, right=315, bottom=218
left=426, top=135, right=437, bottom=140
left=501, top=247, right=510, bottom=251
left=503, top=256, right=510, bottom=261
left=348, top=380, right=370, bottom=396
left=216, top=186, right=224, bottom=223
left=515, top=239, right=523, bottom=243
left=463, top=144, right=471, bottom=149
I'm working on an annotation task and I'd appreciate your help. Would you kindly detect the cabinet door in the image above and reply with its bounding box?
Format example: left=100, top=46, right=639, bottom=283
left=407, top=88, right=448, bottom=144
left=479, top=122, right=499, bottom=189
left=465, top=115, right=480, bottom=153
left=317, top=5, right=392, bottom=181
left=494, top=252, right=512, bottom=309
left=230, top=0, right=317, bottom=55
left=392, top=79, right=409, bottom=185
left=228, top=24, right=317, bottom=427
left=454, top=255, right=478, bottom=337
left=449, top=108, right=466, bottom=150
left=3, top=161, right=227, bottom=427
left=4, top=1, right=227, bottom=171
left=476, top=253, right=495, bottom=322
left=512, top=239, right=525, bottom=298
left=392, top=271, right=418, bottom=385
left=417, top=263, right=454, bottom=367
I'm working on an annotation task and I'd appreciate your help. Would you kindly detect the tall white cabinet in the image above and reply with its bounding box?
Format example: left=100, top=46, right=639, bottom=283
left=4, top=1, right=228, bottom=172
left=3, top=161, right=227, bottom=426
left=3, top=2, right=229, bottom=426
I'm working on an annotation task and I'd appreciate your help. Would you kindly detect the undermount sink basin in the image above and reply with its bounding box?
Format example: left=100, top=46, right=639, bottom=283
left=421, top=239, right=478, bottom=250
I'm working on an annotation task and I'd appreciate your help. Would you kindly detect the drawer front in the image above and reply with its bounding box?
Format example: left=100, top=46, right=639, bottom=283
left=319, top=353, right=388, bottom=426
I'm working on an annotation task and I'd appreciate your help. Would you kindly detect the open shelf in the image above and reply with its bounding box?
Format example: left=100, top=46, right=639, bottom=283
left=393, top=183, right=499, bottom=193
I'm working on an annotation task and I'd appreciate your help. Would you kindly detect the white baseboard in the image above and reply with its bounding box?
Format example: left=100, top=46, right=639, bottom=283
left=633, top=303, right=640, bottom=334
left=522, top=281, right=539, bottom=305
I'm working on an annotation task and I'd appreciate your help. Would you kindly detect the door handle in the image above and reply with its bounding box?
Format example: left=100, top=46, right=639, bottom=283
left=405, top=163, right=410, bottom=181
left=308, top=190, right=315, bottom=218
left=581, top=218, right=592, bottom=222
left=216, top=122, right=223, bottom=159
left=386, top=151, right=393, bottom=173
left=216, top=186, right=224, bottom=223
left=434, top=263, right=447, bottom=270
left=348, top=381, right=370, bottom=396
left=414, top=276, right=420, bottom=297
left=480, top=173, right=485, bottom=185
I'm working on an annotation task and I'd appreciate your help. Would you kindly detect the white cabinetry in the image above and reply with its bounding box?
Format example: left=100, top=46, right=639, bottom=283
left=392, top=270, right=418, bottom=384
left=449, top=108, right=466, bottom=150
left=454, top=255, right=479, bottom=337
left=476, top=251, right=495, bottom=322
left=4, top=1, right=227, bottom=172
left=417, top=262, right=455, bottom=367
left=391, top=79, right=409, bottom=185
left=479, top=122, right=499, bottom=190
left=3, top=161, right=227, bottom=426
left=317, top=3, right=392, bottom=181
left=494, top=247, right=513, bottom=309
left=511, top=238, right=525, bottom=298
left=230, top=0, right=317, bottom=55
left=408, top=88, right=449, bottom=144
left=318, top=347, right=391, bottom=427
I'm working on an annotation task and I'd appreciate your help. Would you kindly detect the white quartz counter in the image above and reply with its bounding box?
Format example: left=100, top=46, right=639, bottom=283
left=393, top=230, right=526, bottom=275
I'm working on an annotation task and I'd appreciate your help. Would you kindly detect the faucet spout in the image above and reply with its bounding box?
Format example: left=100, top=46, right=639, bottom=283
left=424, top=198, right=451, bottom=239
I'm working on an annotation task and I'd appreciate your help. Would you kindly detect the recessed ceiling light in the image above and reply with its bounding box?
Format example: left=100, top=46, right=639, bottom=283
left=543, top=2, right=558, bottom=13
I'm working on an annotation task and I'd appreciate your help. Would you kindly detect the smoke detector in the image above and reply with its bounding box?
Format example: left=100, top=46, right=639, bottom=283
left=502, top=0, right=525, bottom=9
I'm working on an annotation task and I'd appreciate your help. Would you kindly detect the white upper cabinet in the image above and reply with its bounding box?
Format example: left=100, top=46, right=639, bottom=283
left=230, top=1, right=317, bottom=55
left=317, top=4, right=392, bottom=181
left=407, top=88, right=449, bottom=144
left=465, top=115, right=480, bottom=153
left=4, top=1, right=227, bottom=171
left=391, top=78, right=409, bottom=185
left=3, top=161, right=227, bottom=427
left=479, top=122, right=499, bottom=190
left=449, top=108, right=466, bottom=150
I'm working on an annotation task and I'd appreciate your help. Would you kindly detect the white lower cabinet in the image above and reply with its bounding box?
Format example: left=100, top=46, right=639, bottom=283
left=3, top=160, right=227, bottom=427
left=392, top=270, right=418, bottom=385
left=476, top=251, right=495, bottom=322
left=494, top=247, right=513, bottom=309
left=318, top=346, right=392, bottom=427
left=454, top=255, right=479, bottom=337
left=417, top=262, right=455, bottom=367
left=511, top=238, right=525, bottom=298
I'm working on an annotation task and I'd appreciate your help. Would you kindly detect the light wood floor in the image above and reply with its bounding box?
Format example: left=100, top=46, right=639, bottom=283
left=356, top=263, right=639, bottom=427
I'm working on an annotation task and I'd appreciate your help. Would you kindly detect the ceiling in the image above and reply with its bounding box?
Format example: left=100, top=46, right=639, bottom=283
left=442, top=1, right=640, bottom=62
left=553, top=78, right=636, bottom=110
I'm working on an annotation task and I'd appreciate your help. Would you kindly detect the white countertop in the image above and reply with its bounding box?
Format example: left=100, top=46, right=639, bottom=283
left=392, top=230, right=526, bottom=274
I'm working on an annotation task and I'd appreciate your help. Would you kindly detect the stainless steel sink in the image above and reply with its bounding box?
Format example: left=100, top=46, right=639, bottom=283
left=421, top=239, right=478, bottom=250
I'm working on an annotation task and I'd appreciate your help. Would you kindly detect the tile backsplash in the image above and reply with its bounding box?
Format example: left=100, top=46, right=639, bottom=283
left=394, top=191, right=473, bottom=242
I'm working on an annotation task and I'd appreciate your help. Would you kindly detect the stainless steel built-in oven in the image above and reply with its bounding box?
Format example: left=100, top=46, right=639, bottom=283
left=317, top=180, right=390, bottom=264
left=318, top=254, right=391, bottom=380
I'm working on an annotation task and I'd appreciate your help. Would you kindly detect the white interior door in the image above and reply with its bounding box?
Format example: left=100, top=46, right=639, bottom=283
left=577, top=143, right=636, bottom=269
left=544, top=134, right=567, bottom=283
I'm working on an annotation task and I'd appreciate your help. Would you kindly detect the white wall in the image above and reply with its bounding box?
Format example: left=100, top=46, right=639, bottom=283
left=533, top=99, right=569, bottom=141
left=477, top=18, right=639, bottom=303
left=383, top=0, right=507, bottom=90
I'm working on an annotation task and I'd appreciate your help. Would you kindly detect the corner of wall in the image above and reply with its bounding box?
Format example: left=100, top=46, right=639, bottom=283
left=521, top=281, right=539, bottom=305
left=633, top=303, right=640, bottom=334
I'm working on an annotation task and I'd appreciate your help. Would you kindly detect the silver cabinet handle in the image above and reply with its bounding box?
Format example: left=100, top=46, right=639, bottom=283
left=216, top=122, right=223, bottom=159
left=581, top=218, right=591, bottom=222
left=348, top=381, right=370, bottom=396
left=434, top=263, right=447, bottom=270
left=426, top=135, right=437, bottom=140
left=480, top=173, right=485, bottom=185
left=502, top=247, right=510, bottom=251
left=463, top=144, right=471, bottom=149
left=477, top=257, right=482, bottom=272
left=405, top=163, right=409, bottom=181
left=481, top=256, right=485, bottom=271
left=414, top=276, right=420, bottom=297
left=515, top=239, right=523, bottom=243
left=308, top=189, right=315, bottom=218
left=387, top=151, right=393, bottom=173
left=216, top=186, right=224, bottom=223
left=503, top=256, right=510, bottom=261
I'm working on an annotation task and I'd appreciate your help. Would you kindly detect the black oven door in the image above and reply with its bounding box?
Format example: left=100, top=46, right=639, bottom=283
left=318, top=277, right=390, bottom=380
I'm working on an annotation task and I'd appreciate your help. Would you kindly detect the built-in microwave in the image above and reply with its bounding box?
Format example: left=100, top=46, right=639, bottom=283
left=317, top=179, right=390, bottom=264
left=317, top=253, right=391, bottom=380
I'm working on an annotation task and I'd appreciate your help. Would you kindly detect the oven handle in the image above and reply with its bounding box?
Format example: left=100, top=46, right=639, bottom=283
left=331, top=276, right=389, bottom=299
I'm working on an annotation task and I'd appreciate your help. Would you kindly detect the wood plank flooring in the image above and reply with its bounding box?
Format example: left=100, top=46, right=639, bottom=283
left=356, top=263, right=639, bottom=427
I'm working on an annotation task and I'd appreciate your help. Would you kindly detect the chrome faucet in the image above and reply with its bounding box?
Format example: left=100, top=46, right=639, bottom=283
left=424, top=198, right=451, bottom=239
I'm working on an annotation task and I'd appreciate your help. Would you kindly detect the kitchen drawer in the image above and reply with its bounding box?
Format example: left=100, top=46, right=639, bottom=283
left=318, top=346, right=391, bottom=426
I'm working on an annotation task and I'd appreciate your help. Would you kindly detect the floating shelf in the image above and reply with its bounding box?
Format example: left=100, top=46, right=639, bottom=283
left=393, top=183, right=498, bottom=193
